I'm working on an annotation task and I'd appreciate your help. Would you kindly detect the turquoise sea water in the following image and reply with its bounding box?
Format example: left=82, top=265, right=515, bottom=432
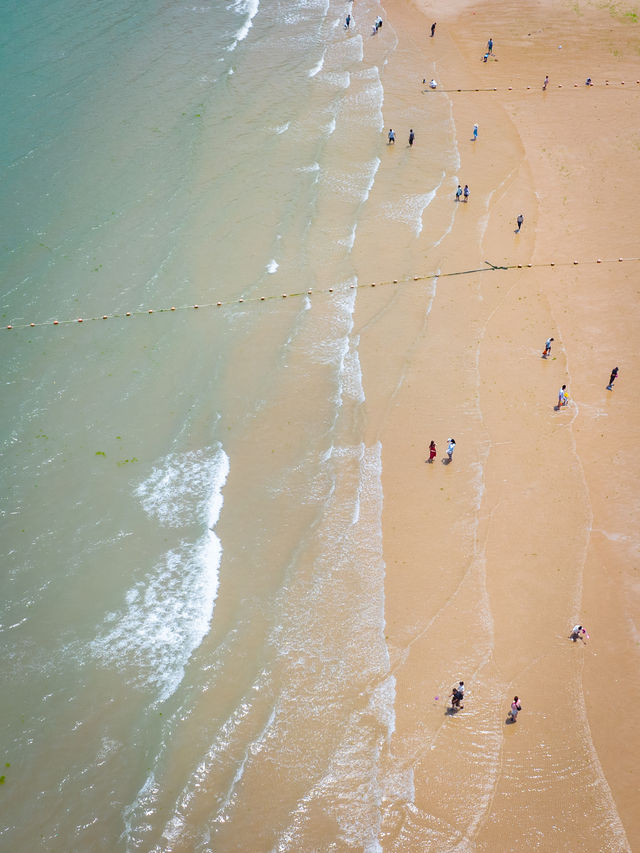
left=1, top=0, right=461, bottom=848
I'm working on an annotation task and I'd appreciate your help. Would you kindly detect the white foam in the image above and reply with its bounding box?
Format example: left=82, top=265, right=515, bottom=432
left=338, top=222, right=357, bottom=250
left=92, top=446, right=229, bottom=702
left=320, top=70, right=351, bottom=89
left=296, top=161, right=320, bottom=173
left=381, top=190, right=436, bottom=236
left=227, top=0, right=260, bottom=50
left=274, top=121, right=290, bottom=135
left=323, top=115, right=337, bottom=136
left=322, top=157, right=380, bottom=203
left=308, top=49, right=326, bottom=78
left=266, top=259, right=279, bottom=274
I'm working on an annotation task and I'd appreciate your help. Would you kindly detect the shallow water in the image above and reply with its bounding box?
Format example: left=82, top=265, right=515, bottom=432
left=0, top=0, right=462, bottom=848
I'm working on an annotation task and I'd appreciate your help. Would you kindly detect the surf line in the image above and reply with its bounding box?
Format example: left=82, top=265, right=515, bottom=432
left=5, top=256, right=640, bottom=332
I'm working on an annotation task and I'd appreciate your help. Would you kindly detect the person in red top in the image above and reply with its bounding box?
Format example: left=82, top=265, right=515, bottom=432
left=428, top=440, right=437, bottom=463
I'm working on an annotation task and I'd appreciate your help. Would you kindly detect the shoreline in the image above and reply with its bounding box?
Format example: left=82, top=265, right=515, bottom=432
left=355, top=0, right=639, bottom=846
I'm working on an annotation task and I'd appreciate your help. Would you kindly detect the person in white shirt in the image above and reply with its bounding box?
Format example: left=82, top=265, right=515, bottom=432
left=570, top=624, right=587, bottom=643
left=446, top=438, right=456, bottom=461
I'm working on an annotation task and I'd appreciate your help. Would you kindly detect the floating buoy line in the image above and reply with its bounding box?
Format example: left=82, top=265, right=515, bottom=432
left=4, top=256, right=639, bottom=332
left=423, top=80, right=640, bottom=93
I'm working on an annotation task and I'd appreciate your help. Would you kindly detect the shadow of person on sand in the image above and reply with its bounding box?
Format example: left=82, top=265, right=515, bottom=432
left=445, top=705, right=461, bottom=716
left=505, top=716, right=517, bottom=724
left=442, top=457, right=452, bottom=465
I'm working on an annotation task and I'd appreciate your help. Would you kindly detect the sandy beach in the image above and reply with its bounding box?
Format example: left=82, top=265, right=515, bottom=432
left=354, top=0, right=640, bottom=847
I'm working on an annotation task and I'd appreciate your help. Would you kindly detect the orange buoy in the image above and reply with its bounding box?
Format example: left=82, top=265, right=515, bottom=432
left=77, top=318, right=83, bottom=323
left=217, top=301, right=222, bottom=306
left=126, top=312, right=131, bottom=317
left=30, top=322, right=35, bottom=327
left=102, top=315, right=108, bottom=320
left=282, top=293, right=287, bottom=298
left=148, top=309, right=153, bottom=313
left=171, top=306, right=175, bottom=311
left=6, top=325, right=12, bottom=329
left=597, top=259, right=602, bottom=263
left=53, top=320, right=59, bottom=325
left=193, top=304, right=199, bottom=309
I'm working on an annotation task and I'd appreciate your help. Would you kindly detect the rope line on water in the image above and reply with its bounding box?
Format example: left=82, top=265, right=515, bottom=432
left=5, top=256, right=639, bottom=332
left=423, top=80, right=640, bottom=94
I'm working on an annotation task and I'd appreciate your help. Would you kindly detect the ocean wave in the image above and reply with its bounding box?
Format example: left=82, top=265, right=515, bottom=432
left=228, top=0, right=260, bottom=50
left=91, top=445, right=229, bottom=702
left=381, top=190, right=437, bottom=236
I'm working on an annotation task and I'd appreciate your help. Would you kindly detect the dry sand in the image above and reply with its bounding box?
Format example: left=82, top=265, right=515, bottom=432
left=354, top=0, right=640, bottom=847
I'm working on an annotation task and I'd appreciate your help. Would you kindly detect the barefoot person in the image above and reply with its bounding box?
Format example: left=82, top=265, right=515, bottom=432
left=451, top=681, right=465, bottom=709
left=570, top=624, right=588, bottom=643
left=508, top=696, right=522, bottom=722
left=446, top=437, right=456, bottom=461
left=428, top=440, right=437, bottom=463
left=606, top=366, right=619, bottom=390
left=543, top=336, right=554, bottom=358
left=557, top=384, right=568, bottom=408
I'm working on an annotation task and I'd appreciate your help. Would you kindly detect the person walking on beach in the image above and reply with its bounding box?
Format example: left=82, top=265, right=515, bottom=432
left=472, top=123, right=478, bottom=141
left=607, top=366, right=619, bottom=390
left=543, top=75, right=549, bottom=90
left=455, top=185, right=462, bottom=202
left=557, top=384, right=568, bottom=408
left=344, top=13, right=351, bottom=28
left=451, top=681, right=465, bottom=709
left=388, top=128, right=395, bottom=144
left=428, top=440, right=437, bottom=463
left=463, top=184, right=470, bottom=202
left=516, top=213, right=524, bottom=232
left=508, top=696, right=522, bottom=722
left=430, top=22, right=436, bottom=37
left=409, top=128, right=415, bottom=147
left=570, top=624, right=588, bottom=643
left=543, top=336, right=554, bottom=358
left=446, top=438, right=456, bottom=462
left=487, top=37, right=493, bottom=55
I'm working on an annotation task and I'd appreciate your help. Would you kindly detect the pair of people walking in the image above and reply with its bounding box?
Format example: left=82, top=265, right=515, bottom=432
left=388, top=128, right=415, bottom=146
left=427, top=438, right=456, bottom=463
left=455, top=184, right=470, bottom=202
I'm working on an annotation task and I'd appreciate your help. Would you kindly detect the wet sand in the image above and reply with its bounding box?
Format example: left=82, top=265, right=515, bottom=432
left=354, top=0, right=640, bottom=847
